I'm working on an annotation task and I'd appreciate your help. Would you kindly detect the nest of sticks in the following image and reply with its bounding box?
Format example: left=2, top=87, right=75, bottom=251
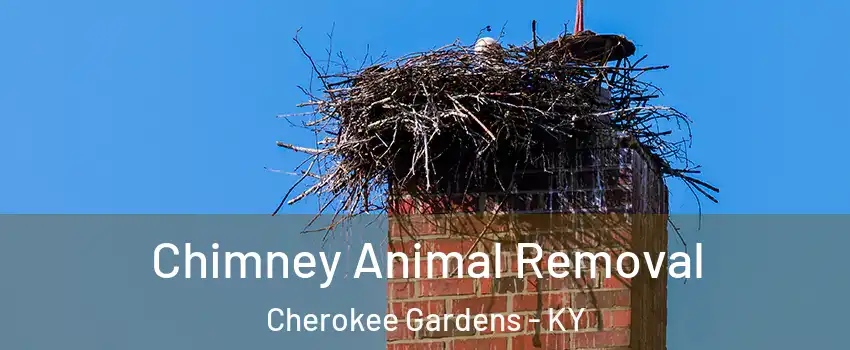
left=277, top=29, right=717, bottom=227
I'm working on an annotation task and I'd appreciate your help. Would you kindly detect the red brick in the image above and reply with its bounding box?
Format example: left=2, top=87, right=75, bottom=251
left=450, top=337, right=508, bottom=350
left=389, top=217, right=443, bottom=237
left=601, top=276, right=630, bottom=289
left=525, top=276, right=546, bottom=292
left=600, top=309, right=631, bottom=329
left=387, top=324, right=416, bottom=341
left=610, top=231, right=632, bottom=247
left=480, top=277, right=524, bottom=294
left=451, top=296, right=508, bottom=314
left=499, top=254, right=511, bottom=273
left=389, top=240, right=423, bottom=257
left=572, top=329, right=630, bottom=348
left=422, top=259, right=449, bottom=278
left=416, top=220, right=448, bottom=235
left=389, top=197, right=478, bottom=216
left=572, top=290, right=630, bottom=309
left=480, top=278, right=492, bottom=294
left=387, top=198, right=416, bottom=215
left=427, top=239, right=475, bottom=255
left=389, top=300, right=446, bottom=319
left=421, top=279, right=475, bottom=297
left=549, top=275, right=598, bottom=291
left=389, top=258, right=445, bottom=280
left=389, top=281, right=416, bottom=300
left=388, top=342, right=445, bottom=350
left=388, top=258, right=414, bottom=279
left=419, top=322, right=476, bottom=339
left=389, top=240, right=469, bottom=271
left=525, top=275, right=598, bottom=293
left=386, top=151, right=669, bottom=349
left=512, top=293, right=568, bottom=312
left=511, top=335, right=535, bottom=350
left=511, top=333, right=570, bottom=350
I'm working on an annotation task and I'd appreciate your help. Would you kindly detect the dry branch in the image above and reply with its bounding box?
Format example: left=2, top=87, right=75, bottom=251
left=277, top=29, right=717, bottom=232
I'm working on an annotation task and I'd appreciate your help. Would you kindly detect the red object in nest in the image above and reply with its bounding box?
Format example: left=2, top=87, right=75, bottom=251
left=562, top=1, right=635, bottom=62
left=575, top=0, right=585, bottom=33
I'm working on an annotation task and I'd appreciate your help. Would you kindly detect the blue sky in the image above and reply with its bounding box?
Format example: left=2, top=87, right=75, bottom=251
left=3, top=0, right=847, bottom=214
left=2, top=2, right=850, bottom=349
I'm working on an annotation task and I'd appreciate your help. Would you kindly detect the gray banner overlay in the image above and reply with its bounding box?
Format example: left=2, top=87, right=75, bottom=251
left=0, top=215, right=847, bottom=349
left=0, top=215, right=388, bottom=349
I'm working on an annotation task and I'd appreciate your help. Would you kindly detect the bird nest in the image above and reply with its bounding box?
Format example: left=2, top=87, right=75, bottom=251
left=277, top=30, right=717, bottom=228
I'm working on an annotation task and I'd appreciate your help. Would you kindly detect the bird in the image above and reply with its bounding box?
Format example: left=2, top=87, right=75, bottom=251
left=474, top=37, right=500, bottom=55
left=472, top=37, right=505, bottom=69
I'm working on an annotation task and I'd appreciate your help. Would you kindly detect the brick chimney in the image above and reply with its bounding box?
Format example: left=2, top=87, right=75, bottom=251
left=386, top=135, right=669, bottom=350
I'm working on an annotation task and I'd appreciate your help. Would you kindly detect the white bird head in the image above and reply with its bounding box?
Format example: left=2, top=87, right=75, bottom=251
left=474, top=37, right=500, bottom=55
